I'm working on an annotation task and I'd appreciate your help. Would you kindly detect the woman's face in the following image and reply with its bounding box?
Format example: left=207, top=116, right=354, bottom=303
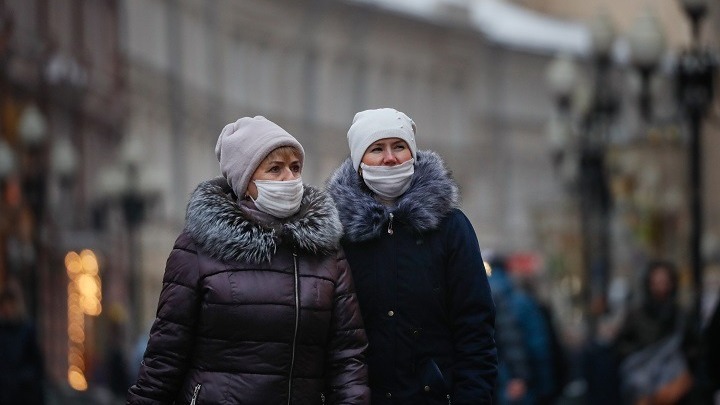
left=361, top=137, right=412, bottom=167
left=246, top=147, right=302, bottom=199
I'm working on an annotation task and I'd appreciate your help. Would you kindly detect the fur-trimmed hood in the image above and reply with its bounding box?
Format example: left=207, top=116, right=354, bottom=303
left=326, top=150, right=459, bottom=242
left=185, top=177, right=343, bottom=264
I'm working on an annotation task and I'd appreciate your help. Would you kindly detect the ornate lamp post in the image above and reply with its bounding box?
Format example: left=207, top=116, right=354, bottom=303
left=674, top=0, right=718, bottom=322
left=17, top=103, right=48, bottom=318
left=627, top=10, right=667, bottom=122
left=96, top=134, right=156, bottom=341
left=546, top=11, right=623, bottom=325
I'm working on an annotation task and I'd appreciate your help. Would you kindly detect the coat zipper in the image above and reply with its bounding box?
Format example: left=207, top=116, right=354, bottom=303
left=190, top=383, right=201, bottom=405
left=321, top=392, right=326, bottom=404
left=287, top=247, right=300, bottom=405
left=387, top=212, right=394, bottom=234
left=447, top=393, right=452, bottom=405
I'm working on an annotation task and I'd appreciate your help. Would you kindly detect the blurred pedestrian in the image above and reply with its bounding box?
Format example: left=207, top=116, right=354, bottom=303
left=487, top=255, right=530, bottom=405
left=581, top=314, right=622, bottom=405
left=488, top=255, right=560, bottom=405
left=326, top=107, right=497, bottom=404
left=127, top=116, right=369, bottom=404
left=0, top=277, right=45, bottom=405
left=614, top=260, right=700, bottom=405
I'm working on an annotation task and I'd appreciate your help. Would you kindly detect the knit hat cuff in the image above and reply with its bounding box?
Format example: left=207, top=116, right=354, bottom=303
left=215, top=116, right=304, bottom=198
left=350, top=128, right=416, bottom=171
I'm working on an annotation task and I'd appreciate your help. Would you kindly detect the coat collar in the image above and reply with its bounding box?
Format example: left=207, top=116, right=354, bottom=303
left=326, top=150, right=459, bottom=242
left=185, top=177, right=343, bottom=264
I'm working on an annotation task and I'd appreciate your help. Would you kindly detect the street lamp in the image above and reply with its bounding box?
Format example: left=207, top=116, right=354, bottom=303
left=674, top=0, right=718, bottom=323
left=17, top=103, right=48, bottom=318
left=50, top=137, right=78, bottom=189
left=546, top=11, right=622, bottom=325
left=95, top=134, right=157, bottom=342
left=627, top=10, right=667, bottom=121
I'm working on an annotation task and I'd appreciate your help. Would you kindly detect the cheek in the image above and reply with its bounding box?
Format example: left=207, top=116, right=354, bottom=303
left=361, top=154, right=381, bottom=166
left=398, top=149, right=413, bottom=162
left=246, top=182, right=258, bottom=199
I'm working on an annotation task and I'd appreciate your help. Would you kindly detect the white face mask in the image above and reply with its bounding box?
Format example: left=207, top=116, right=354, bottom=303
left=360, top=159, right=415, bottom=199
left=251, top=177, right=304, bottom=218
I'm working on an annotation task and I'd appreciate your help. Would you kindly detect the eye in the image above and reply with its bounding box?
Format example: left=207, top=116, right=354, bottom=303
left=393, top=144, right=405, bottom=150
left=370, top=146, right=383, bottom=153
left=267, top=165, right=280, bottom=173
left=291, top=164, right=301, bottom=173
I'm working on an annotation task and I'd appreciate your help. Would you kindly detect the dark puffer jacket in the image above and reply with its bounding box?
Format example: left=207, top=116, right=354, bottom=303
left=127, top=178, right=369, bottom=405
left=326, top=151, right=497, bottom=405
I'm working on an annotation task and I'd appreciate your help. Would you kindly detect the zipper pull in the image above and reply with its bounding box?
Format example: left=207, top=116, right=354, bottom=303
left=321, top=392, right=326, bottom=404
left=190, top=384, right=201, bottom=405
left=387, top=213, right=394, bottom=235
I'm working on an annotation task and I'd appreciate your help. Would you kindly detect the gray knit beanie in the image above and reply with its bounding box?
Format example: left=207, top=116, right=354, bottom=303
left=347, top=108, right=417, bottom=171
left=215, top=116, right=304, bottom=198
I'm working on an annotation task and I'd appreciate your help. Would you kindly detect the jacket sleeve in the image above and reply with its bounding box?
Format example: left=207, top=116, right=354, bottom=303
left=444, top=209, right=498, bottom=404
left=127, top=235, right=201, bottom=404
left=324, top=250, right=370, bottom=404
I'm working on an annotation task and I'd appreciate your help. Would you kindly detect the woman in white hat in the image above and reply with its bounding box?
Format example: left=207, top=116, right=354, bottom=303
left=326, top=108, right=497, bottom=404
left=128, top=116, right=369, bottom=404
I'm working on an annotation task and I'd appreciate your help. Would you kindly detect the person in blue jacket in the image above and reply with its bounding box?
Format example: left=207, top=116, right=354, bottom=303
left=326, top=107, right=497, bottom=404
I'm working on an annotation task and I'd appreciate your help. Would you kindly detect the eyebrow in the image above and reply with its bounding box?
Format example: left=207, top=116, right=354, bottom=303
left=265, top=159, right=301, bottom=165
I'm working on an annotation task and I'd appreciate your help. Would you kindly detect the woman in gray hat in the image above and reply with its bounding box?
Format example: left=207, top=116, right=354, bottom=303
left=326, top=108, right=497, bottom=404
left=127, top=116, right=369, bottom=405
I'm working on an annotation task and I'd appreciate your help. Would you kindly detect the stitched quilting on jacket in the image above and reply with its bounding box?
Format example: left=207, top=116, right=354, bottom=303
left=127, top=177, right=369, bottom=405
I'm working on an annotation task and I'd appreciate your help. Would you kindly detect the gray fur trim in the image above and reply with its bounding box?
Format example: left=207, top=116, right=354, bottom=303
left=185, top=177, right=343, bottom=264
left=326, top=150, right=459, bottom=242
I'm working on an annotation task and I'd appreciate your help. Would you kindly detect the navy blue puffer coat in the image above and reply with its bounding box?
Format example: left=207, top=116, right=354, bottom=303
left=326, top=151, right=497, bottom=405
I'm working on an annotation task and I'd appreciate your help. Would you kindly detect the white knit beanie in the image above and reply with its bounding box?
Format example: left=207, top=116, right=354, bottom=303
left=347, top=108, right=417, bottom=171
left=215, top=116, right=304, bottom=198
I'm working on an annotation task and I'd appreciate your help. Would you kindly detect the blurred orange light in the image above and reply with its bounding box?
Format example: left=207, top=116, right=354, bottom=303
left=68, top=352, right=84, bottom=368
left=77, top=274, right=99, bottom=297
left=68, top=366, right=88, bottom=391
left=65, top=252, right=83, bottom=278
left=68, top=324, right=85, bottom=344
left=81, top=296, right=102, bottom=316
left=80, top=250, right=98, bottom=274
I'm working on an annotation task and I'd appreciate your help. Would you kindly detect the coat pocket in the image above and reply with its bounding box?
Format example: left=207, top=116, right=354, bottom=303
left=421, top=359, right=451, bottom=402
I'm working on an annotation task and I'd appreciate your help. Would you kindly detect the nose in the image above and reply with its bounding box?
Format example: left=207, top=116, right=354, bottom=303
left=280, top=167, right=297, bottom=181
left=381, top=149, right=399, bottom=166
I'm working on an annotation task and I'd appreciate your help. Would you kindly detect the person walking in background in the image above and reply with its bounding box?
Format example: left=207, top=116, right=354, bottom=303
left=487, top=254, right=560, bottom=405
left=127, top=116, right=369, bottom=404
left=0, top=277, right=45, bottom=405
left=581, top=314, right=622, bottom=405
left=326, top=107, right=497, bottom=404
left=486, top=255, right=531, bottom=405
left=614, top=261, right=700, bottom=405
